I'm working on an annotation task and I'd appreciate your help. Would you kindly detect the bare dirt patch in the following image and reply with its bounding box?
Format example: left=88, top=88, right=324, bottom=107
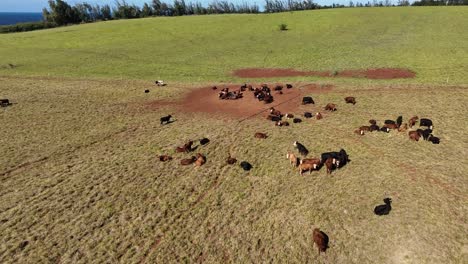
left=146, top=83, right=333, bottom=118
left=233, top=68, right=415, bottom=79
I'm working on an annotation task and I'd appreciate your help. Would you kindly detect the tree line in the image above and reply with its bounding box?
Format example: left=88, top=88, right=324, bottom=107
left=1, top=0, right=467, bottom=33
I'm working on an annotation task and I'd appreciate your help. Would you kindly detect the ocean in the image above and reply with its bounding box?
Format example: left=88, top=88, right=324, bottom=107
left=0, top=12, right=43, bottom=26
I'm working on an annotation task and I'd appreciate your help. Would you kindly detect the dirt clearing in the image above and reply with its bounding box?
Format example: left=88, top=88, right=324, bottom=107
left=233, top=68, right=416, bottom=79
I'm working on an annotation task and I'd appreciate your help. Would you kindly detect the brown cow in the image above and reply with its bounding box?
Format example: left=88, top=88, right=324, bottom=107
left=226, top=154, right=237, bottom=165
left=276, top=121, right=290, bottom=127
left=269, top=107, right=282, bottom=117
left=359, top=126, right=371, bottom=131
left=398, top=123, right=408, bottom=132
left=300, top=158, right=321, bottom=169
left=383, top=123, right=399, bottom=130
left=254, top=132, right=268, bottom=139
left=324, top=157, right=338, bottom=174
left=408, top=116, right=419, bottom=128
left=158, top=155, right=173, bottom=162
left=181, top=156, right=196, bottom=165
left=354, top=129, right=365, bottom=135
left=298, top=163, right=317, bottom=176
left=344, top=96, right=356, bottom=105
left=369, top=119, right=377, bottom=125
left=313, top=228, right=329, bottom=254
left=325, top=103, right=337, bottom=111
left=409, top=131, right=420, bottom=141
left=176, top=140, right=193, bottom=153
left=316, top=112, right=323, bottom=120
left=194, top=153, right=206, bottom=167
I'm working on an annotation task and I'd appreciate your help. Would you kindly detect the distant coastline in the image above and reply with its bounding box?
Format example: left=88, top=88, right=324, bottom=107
left=0, top=12, right=43, bottom=26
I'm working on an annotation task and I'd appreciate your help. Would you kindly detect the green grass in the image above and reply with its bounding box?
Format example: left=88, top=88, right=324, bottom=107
left=0, top=7, right=467, bottom=84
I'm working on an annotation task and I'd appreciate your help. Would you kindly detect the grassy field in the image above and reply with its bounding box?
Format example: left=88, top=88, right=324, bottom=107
left=0, top=7, right=468, bottom=84
left=0, top=6, right=468, bottom=264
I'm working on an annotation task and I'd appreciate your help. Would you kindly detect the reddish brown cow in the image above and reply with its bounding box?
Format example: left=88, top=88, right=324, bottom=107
left=409, top=131, right=420, bottom=141
left=313, top=228, right=329, bottom=254
left=176, top=141, right=193, bottom=153
left=316, top=112, right=323, bottom=120
left=384, top=123, right=399, bottom=130
left=325, top=103, right=337, bottom=111
left=181, top=156, right=196, bottom=165
left=344, top=96, right=356, bottom=105
left=158, top=155, right=173, bottom=162
left=194, top=153, right=206, bottom=167
left=254, top=132, right=268, bottom=139
left=408, top=116, right=419, bottom=128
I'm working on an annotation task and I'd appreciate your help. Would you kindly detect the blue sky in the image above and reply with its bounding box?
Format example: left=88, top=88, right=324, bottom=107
left=0, top=0, right=356, bottom=12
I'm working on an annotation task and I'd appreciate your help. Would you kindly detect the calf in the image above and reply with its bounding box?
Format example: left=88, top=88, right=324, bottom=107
left=344, top=96, right=356, bottom=105
left=408, top=131, right=420, bottom=141
left=324, top=157, right=338, bottom=174
left=325, top=103, right=337, bottom=111
left=313, top=228, right=329, bottom=254
left=293, top=118, right=302, bottom=123
left=316, top=112, right=323, bottom=120
left=287, top=151, right=299, bottom=167
left=254, top=132, right=268, bottom=139
left=374, top=198, right=392, bottom=216
left=160, top=115, right=172, bottom=125
left=158, top=155, right=172, bottom=162
left=298, top=163, right=317, bottom=176
left=302, top=96, right=315, bottom=105
left=420, top=118, right=433, bottom=129
left=294, top=141, right=309, bottom=157
left=180, top=156, right=196, bottom=165
left=304, top=112, right=313, bottom=118
left=408, top=116, right=418, bottom=128
left=194, top=153, right=206, bottom=167
left=240, top=161, right=253, bottom=171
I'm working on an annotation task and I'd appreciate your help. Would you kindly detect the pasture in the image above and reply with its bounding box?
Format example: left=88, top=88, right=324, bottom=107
left=1, top=6, right=468, bottom=264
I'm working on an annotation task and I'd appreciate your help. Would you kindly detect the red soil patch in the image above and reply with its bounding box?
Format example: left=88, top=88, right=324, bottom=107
left=146, top=83, right=332, bottom=118
left=233, top=68, right=415, bottom=79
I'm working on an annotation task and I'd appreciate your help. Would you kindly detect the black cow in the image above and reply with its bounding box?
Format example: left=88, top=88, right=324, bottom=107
left=417, top=128, right=432, bottom=140
left=420, top=118, right=433, bottom=129
left=293, top=118, right=302, bottom=123
left=0, top=99, right=11, bottom=107
left=286, top=84, right=293, bottom=89
left=144, top=89, right=150, bottom=93
left=321, top=152, right=340, bottom=164
left=374, top=198, right=392, bottom=216
left=304, top=112, right=313, bottom=118
left=428, top=135, right=440, bottom=144
left=380, top=127, right=390, bottom=133
left=396, top=116, right=403, bottom=127
left=302, top=96, right=315, bottom=105
left=369, top=124, right=380, bottom=132
left=274, top=85, right=283, bottom=91
left=240, top=161, right=253, bottom=171
left=384, top=120, right=396, bottom=125
left=294, top=141, right=309, bottom=157
left=200, top=138, right=210, bottom=145
left=160, top=115, right=172, bottom=125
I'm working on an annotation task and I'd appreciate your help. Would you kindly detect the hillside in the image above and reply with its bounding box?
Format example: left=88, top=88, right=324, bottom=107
left=0, top=7, right=467, bottom=84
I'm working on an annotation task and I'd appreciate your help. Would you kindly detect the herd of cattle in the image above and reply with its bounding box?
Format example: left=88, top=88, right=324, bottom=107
left=157, top=82, right=419, bottom=254
left=355, top=115, right=440, bottom=144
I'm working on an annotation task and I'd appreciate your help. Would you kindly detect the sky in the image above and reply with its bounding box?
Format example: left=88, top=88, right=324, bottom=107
left=0, top=0, right=354, bottom=12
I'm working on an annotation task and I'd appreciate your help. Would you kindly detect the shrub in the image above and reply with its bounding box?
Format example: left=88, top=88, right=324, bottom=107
left=279, top=23, right=288, bottom=31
